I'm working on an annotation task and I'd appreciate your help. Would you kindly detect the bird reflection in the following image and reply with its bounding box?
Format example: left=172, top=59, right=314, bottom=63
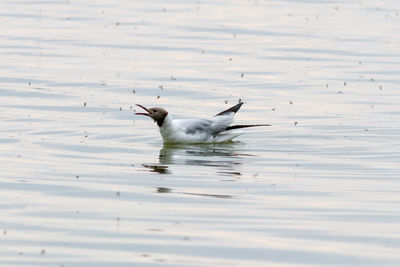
left=141, top=163, right=170, bottom=174
left=142, top=142, right=255, bottom=176
left=141, top=143, right=257, bottom=199
left=160, top=142, right=253, bottom=174
left=156, top=186, right=233, bottom=199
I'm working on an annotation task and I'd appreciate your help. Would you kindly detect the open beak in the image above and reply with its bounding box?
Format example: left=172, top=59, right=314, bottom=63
left=135, top=104, right=151, bottom=117
left=135, top=104, right=150, bottom=117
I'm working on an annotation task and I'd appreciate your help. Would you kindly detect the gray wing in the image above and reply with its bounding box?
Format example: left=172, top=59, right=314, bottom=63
left=181, top=119, right=216, bottom=135
left=182, top=117, right=235, bottom=136
left=177, top=103, right=244, bottom=136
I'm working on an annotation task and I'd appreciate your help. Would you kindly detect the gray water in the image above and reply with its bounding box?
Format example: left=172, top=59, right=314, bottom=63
left=1, top=0, right=400, bottom=266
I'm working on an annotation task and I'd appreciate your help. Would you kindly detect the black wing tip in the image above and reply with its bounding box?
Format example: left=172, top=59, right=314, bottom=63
left=214, top=102, right=244, bottom=117
left=225, top=124, right=271, bottom=131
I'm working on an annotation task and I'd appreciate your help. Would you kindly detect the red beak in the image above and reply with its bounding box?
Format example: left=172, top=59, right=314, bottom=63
left=135, top=104, right=151, bottom=116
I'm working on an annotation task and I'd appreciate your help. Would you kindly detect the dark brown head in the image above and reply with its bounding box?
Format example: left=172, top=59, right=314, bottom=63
left=135, top=104, right=168, bottom=127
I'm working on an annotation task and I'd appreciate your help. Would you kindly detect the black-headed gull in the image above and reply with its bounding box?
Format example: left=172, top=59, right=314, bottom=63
left=135, top=102, right=270, bottom=144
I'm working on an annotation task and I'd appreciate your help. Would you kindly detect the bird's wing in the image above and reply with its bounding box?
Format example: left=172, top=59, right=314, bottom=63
left=175, top=118, right=231, bottom=137
left=175, top=119, right=214, bottom=135
left=175, top=102, right=244, bottom=136
left=210, top=113, right=235, bottom=134
left=213, top=102, right=244, bottom=117
left=209, top=102, right=244, bottom=134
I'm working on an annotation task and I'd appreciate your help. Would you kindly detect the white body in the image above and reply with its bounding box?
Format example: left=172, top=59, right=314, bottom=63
left=159, top=114, right=243, bottom=144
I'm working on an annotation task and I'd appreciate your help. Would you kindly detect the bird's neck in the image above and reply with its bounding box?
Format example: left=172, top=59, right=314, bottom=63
left=158, top=114, right=175, bottom=142
left=156, top=112, right=169, bottom=127
left=158, top=114, right=172, bottom=128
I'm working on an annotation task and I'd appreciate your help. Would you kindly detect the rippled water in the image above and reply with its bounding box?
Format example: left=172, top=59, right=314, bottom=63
left=1, top=0, right=400, bottom=266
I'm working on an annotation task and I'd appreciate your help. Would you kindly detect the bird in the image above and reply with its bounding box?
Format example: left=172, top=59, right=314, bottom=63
left=135, top=102, right=270, bottom=144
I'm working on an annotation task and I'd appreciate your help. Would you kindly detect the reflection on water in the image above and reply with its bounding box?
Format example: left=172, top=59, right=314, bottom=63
left=142, top=142, right=251, bottom=176
left=142, top=163, right=170, bottom=174
left=157, top=142, right=252, bottom=175
left=159, top=142, right=243, bottom=163
left=156, top=187, right=233, bottom=199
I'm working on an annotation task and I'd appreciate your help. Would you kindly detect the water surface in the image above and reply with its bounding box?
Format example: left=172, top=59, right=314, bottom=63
left=1, top=0, right=400, bottom=266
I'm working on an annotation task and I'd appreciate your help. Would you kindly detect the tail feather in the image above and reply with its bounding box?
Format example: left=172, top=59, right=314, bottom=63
left=225, top=124, right=271, bottom=131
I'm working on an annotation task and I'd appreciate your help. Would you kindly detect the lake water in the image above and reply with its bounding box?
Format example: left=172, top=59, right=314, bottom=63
left=1, top=0, right=400, bottom=266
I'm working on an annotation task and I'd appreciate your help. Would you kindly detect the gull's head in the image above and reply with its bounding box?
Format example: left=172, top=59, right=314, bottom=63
left=135, top=104, right=168, bottom=127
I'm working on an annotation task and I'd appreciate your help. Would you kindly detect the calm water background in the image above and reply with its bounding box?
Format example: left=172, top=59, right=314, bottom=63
left=1, top=0, right=400, bottom=266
